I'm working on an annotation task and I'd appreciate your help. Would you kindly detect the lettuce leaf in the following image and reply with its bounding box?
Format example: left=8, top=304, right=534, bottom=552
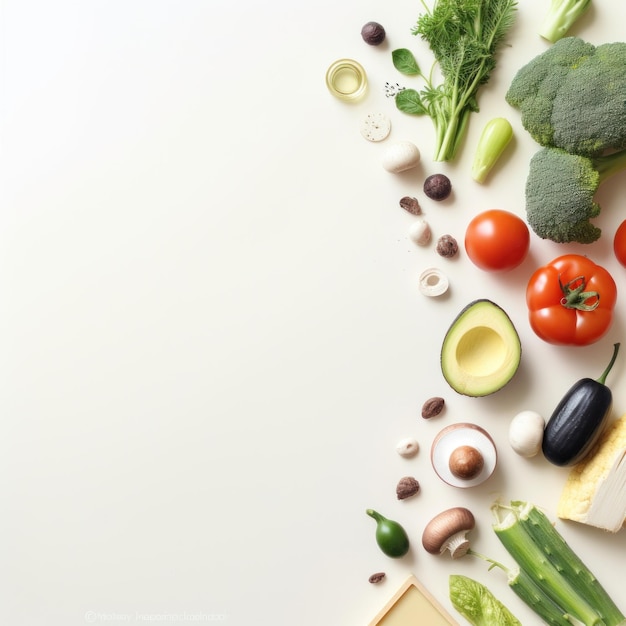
left=450, top=574, right=522, bottom=626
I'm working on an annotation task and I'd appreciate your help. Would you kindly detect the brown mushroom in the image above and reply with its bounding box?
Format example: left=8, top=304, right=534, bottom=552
left=421, top=507, right=475, bottom=558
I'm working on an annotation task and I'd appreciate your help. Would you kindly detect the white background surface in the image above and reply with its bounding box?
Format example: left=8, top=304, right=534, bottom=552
left=2, top=1, right=626, bottom=625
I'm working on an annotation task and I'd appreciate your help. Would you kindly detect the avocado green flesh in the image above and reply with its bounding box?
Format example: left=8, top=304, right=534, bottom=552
left=441, top=300, right=521, bottom=397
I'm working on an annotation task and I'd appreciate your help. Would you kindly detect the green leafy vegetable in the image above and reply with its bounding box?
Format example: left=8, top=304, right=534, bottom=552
left=449, top=575, right=522, bottom=626
left=395, top=89, right=427, bottom=115
left=392, top=0, right=517, bottom=162
left=391, top=48, right=421, bottom=75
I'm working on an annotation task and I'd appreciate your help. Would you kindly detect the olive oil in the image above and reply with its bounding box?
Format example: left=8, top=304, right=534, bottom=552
left=325, top=59, right=367, bottom=101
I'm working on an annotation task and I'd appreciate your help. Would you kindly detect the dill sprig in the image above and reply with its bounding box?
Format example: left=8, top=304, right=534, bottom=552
left=393, top=0, right=518, bottom=161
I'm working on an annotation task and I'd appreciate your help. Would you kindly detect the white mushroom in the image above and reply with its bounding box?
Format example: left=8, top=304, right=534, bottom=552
left=381, top=141, right=421, bottom=173
left=509, top=410, right=545, bottom=457
left=422, top=507, right=475, bottom=558
left=431, top=423, right=497, bottom=488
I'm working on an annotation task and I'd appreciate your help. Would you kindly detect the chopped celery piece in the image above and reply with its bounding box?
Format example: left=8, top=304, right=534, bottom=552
left=471, top=117, right=513, bottom=183
left=539, top=0, right=592, bottom=43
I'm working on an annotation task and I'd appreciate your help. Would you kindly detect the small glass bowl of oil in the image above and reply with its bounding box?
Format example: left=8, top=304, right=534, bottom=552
left=325, top=59, right=367, bottom=101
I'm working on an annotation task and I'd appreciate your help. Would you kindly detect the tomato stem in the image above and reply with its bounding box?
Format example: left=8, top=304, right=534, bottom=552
left=559, top=275, right=600, bottom=311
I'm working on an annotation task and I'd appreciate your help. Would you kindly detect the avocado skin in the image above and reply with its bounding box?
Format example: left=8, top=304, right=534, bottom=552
left=542, top=379, right=612, bottom=466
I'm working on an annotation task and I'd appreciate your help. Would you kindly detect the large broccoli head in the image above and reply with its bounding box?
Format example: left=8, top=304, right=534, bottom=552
left=506, top=37, right=626, bottom=157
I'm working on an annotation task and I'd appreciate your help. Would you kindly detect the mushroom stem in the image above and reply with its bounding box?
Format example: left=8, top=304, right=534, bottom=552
left=442, top=529, right=472, bottom=558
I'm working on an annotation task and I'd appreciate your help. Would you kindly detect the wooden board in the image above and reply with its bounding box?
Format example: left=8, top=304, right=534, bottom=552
left=368, top=574, right=459, bottom=626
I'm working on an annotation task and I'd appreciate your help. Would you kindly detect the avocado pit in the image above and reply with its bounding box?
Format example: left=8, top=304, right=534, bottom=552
left=449, top=445, right=484, bottom=480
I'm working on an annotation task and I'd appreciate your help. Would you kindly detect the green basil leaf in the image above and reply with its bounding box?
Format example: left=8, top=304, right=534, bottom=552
left=392, top=48, right=421, bottom=75
left=395, top=89, right=427, bottom=115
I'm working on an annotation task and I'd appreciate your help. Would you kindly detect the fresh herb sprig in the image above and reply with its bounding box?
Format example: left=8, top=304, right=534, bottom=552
left=392, top=0, right=518, bottom=162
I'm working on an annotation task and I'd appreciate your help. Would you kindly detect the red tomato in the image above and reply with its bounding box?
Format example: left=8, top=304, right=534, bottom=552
left=526, top=254, right=617, bottom=346
left=464, top=209, right=530, bottom=271
left=613, top=219, right=626, bottom=267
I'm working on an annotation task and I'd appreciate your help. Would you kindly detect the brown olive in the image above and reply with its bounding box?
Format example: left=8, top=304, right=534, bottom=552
left=423, top=173, right=452, bottom=200
left=361, top=21, right=386, bottom=46
left=449, top=445, right=484, bottom=480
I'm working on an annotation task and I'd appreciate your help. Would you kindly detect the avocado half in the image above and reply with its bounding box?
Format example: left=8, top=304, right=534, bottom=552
left=441, top=299, right=521, bottom=397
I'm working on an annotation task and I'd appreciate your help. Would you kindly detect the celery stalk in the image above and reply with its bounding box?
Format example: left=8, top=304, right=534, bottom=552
left=470, top=549, right=573, bottom=625
left=492, top=504, right=605, bottom=626
left=513, top=502, right=625, bottom=626
left=508, top=567, right=576, bottom=626
left=476, top=554, right=575, bottom=626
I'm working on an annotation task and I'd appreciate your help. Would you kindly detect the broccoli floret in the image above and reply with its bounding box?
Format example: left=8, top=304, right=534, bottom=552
left=506, top=37, right=626, bottom=157
left=539, top=0, right=591, bottom=43
left=526, top=146, right=626, bottom=243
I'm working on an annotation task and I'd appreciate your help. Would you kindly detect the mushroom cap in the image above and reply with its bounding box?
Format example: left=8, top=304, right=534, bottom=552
left=431, top=422, right=497, bottom=488
left=421, top=507, right=475, bottom=554
left=509, top=410, right=545, bottom=457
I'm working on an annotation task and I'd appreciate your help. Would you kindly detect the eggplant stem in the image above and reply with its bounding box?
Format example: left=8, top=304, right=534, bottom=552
left=597, top=343, right=620, bottom=385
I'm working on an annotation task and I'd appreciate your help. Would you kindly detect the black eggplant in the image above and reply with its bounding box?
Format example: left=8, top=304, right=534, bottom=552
left=542, top=343, right=620, bottom=467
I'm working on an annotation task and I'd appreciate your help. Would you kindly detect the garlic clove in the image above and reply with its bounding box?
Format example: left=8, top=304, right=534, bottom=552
left=409, top=219, right=431, bottom=245
left=396, top=437, right=419, bottom=458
